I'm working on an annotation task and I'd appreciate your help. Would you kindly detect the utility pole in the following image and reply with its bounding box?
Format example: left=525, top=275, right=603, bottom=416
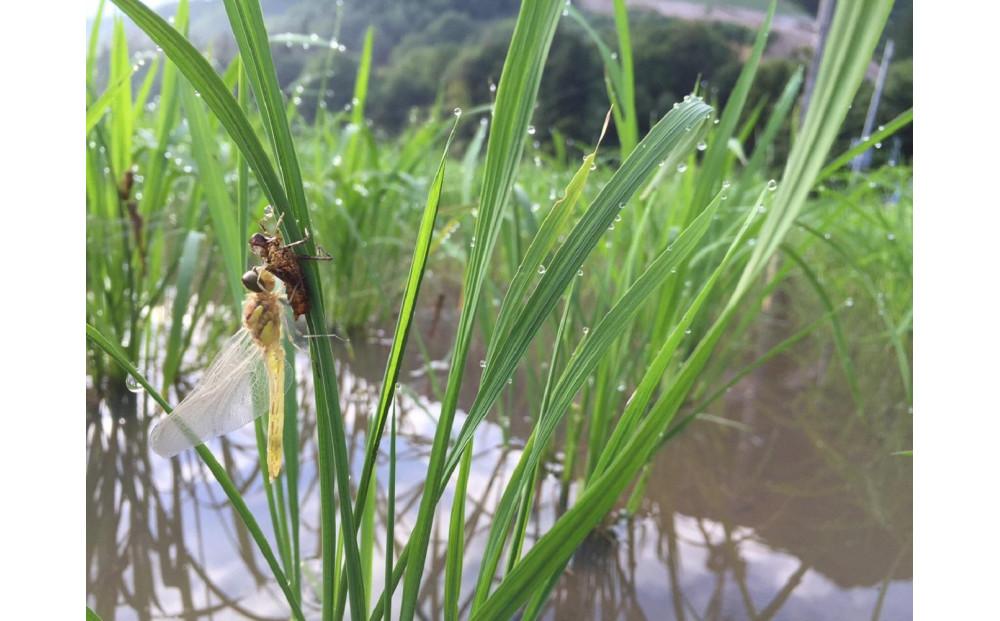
left=800, top=0, right=835, bottom=124
left=852, top=39, right=895, bottom=171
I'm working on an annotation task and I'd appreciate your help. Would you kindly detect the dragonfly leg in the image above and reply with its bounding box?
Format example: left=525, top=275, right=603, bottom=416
left=284, top=229, right=333, bottom=261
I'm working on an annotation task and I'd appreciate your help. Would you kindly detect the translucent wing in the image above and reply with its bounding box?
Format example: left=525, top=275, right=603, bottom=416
left=150, top=329, right=267, bottom=457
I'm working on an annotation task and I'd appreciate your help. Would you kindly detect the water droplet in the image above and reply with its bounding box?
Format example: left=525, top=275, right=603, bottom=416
left=538, top=265, right=546, bottom=275
left=658, top=160, right=666, bottom=168
left=618, top=202, right=626, bottom=210
left=582, top=327, right=589, bottom=335
left=615, top=214, right=622, bottom=223
left=684, top=329, right=692, bottom=335
left=713, top=118, right=720, bottom=125
left=767, top=179, right=778, bottom=191
left=577, top=269, right=584, bottom=277
left=489, top=82, right=497, bottom=93
left=845, top=297, right=855, bottom=308
left=608, top=223, right=615, bottom=230
left=874, top=142, right=882, bottom=149
left=747, top=238, right=757, bottom=247
left=527, top=125, right=536, bottom=135
left=617, top=383, right=626, bottom=392
left=823, top=232, right=832, bottom=240
left=887, top=232, right=896, bottom=241
left=507, top=377, right=513, bottom=385
left=479, top=360, right=487, bottom=368
left=722, top=180, right=731, bottom=190
left=697, top=140, right=707, bottom=151
left=453, top=107, right=462, bottom=117
left=756, top=204, right=766, bottom=214
left=677, top=163, right=687, bottom=173
left=125, top=375, right=143, bottom=393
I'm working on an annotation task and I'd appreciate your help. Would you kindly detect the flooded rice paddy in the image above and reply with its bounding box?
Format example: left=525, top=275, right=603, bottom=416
left=86, top=301, right=912, bottom=621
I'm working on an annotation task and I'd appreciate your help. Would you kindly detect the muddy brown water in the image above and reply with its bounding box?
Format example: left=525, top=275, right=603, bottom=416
left=86, top=306, right=912, bottom=621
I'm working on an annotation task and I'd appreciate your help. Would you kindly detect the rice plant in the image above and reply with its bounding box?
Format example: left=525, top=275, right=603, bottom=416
left=86, top=0, right=909, bottom=618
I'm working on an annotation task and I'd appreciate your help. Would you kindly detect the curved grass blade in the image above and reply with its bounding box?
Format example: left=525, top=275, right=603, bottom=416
left=86, top=72, right=133, bottom=134
left=817, top=108, right=913, bottom=182
left=739, top=67, right=803, bottom=197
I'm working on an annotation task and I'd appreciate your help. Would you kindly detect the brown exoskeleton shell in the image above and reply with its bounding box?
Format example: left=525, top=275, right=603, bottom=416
left=249, top=231, right=311, bottom=319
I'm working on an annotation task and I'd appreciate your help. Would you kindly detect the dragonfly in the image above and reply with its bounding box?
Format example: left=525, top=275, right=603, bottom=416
left=150, top=207, right=331, bottom=479
left=150, top=265, right=288, bottom=479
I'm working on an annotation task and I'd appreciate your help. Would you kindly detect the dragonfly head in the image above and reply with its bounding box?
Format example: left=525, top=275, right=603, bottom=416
left=242, top=266, right=276, bottom=293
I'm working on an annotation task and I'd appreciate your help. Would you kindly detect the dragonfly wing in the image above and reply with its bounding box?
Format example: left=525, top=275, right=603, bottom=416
left=150, top=329, right=268, bottom=457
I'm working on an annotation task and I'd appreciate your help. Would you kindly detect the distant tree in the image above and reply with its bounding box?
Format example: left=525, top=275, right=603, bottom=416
left=631, top=17, right=741, bottom=132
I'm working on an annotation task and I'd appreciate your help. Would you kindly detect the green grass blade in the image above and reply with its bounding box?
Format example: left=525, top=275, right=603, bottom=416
left=109, top=18, right=133, bottom=177
left=344, top=26, right=374, bottom=172
left=444, top=444, right=472, bottom=619
left=179, top=81, right=244, bottom=308
left=817, top=108, right=913, bottom=181
left=740, top=67, right=804, bottom=195
left=160, top=231, right=203, bottom=390
left=611, top=0, right=638, bottom=156
left=489, top=114, right=608, bottom=359
left=691, top=0, right=775, bottom=214
left=132, top=55, right=161, bottom=117
left=86, top=72, right=133, bottom=134
left=384, top=400, right=397, bottom=621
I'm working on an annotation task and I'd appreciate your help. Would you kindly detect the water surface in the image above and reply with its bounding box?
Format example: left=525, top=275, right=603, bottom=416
left=86, top=307, right=911, bottom=620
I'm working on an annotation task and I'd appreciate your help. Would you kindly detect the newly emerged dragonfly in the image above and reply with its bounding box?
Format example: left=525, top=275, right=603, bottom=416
left=150, top=266, right=288, bottom=479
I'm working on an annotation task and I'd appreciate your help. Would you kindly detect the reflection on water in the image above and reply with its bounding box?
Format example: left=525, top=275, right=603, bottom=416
left=86, top=312, right=912, bottom=621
